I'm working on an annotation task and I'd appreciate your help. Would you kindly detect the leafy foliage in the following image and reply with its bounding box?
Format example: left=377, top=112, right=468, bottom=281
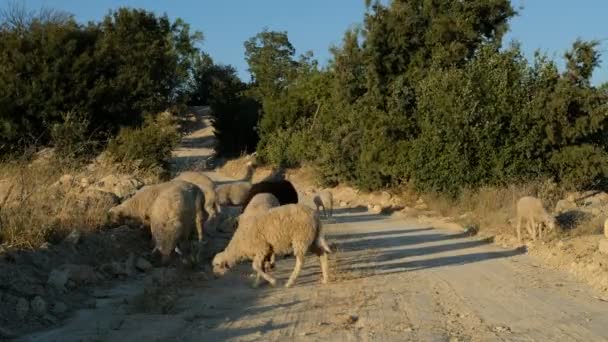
left=0, top=5, right=201, bottom=155
left=106, top=113, right=179, bottom=170
left=231, top=0, right=608, bottom=195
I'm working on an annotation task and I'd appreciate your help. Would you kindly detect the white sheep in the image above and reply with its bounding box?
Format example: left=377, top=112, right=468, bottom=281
left=515, top=196, right=558, bottom=243
left=313, top=190, right=333, bottom=219
left=239, top=193, right=281, bottom=270
left=107, top=180, right=207, bottom=242
left=216, top=162, right=254, bottom=206
left=148, top=181, right=206, bottom=264
left=216, top=182, right=252, bottom=206
left=212, top=204, right=331, bottom=288
left=174, top=171, right=221, bottom=231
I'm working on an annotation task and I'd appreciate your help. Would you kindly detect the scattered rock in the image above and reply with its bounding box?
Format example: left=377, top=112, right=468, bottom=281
left=463, top=224, right=479, bottom=236
left=63, top=230, right=81, bottom=245
left=61, top=264, right=100, bottom=285
left=492, top=326, right=512, bottom=333
left=51, top=302, right=67, bottom=315
left=340, top=201, right=349, bottom=208
left=125, top=253, right=137, bottom=276
left=555, top=199, right=577, bottom=214
left=102, top=262, right=129, bottom=277
left=604, top=218, right=608, bottom=239
left=599, top=239, right=608, bottom=255
left=30, top=296, right=47, bottom=316
left=135, top=257, right=153, bottom=272
left=556, top=240, right=565, bottom=250
left=80, top=177, right=92, bottom=188
left=43, top=314, right=58, bottom=324
left=368, top=204, right=382, bottom=214
left=47, top=269, right=69, bottom=293
left=583, top=192, right=608, bottom=206
left=345, top=315, right=358, bottom=324
left=16, top=297, right=29, bottom=319
left=39, top=242, right=52, bottom=250
left=91, top=174, right=143, bottom=200
left=414, top=198, right=428, bottom=210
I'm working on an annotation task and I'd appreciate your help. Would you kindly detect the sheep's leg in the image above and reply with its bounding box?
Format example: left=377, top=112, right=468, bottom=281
left=311, top=246, right=329, bottom=284
left=285, top=253, right=304, bottom=288
left=529, top=218, right=537, bottom=241
left=252, top=255, right=276, bottom=287
left=322, top=205, right=327, bottom=218
left=262, top=252, right=275, bottom=273
left=516, top=216, right=523, bottom=244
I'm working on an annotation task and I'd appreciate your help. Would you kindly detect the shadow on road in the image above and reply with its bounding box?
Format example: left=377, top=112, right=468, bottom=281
left=328, top=219, right=524, bottom=278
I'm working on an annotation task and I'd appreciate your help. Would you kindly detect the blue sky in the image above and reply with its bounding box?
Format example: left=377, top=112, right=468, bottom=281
left=4, top=0, right=608, bottom=85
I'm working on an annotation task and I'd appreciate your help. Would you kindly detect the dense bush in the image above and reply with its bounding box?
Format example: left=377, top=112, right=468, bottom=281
left=106, top=113, right=179, bottom=170
left=0, top=5, right=201, bottom=156
left=206, top=64, right=260, bottom=157
left=236, top=0, right=608, bottom=195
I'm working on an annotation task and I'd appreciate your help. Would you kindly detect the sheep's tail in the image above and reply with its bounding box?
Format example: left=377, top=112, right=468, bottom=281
left=314, top=213, right=332, bottom=254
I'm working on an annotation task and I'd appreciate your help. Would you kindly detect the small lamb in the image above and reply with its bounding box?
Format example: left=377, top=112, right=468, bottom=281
left=212, top=204, right=331, bottom=288
left=313, top=190, right=333, bottom=219
left=515, top=196, right=558, bottom=243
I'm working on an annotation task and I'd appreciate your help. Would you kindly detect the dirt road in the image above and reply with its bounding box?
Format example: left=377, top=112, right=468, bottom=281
left=18, top=108, right=608, bottom=341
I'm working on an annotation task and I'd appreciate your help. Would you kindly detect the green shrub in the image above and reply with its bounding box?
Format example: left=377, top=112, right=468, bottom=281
left=550, top=144, right=608, bottom=190
left=0, top=5, right=201, bottom=155
left=106, top=113, right=179, bottom=170
left=50, top=110, right=96, bottom=158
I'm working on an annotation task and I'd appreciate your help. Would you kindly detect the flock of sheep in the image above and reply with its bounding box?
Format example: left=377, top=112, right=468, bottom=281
left=104, top=155, right=562, bottom=288
left=107, top=162, right=334, bottom=288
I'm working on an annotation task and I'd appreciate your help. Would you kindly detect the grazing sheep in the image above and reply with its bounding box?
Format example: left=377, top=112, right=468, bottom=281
left=515, top=196, right=558, bottom=243
left=149, top=181, right=206, bottom=264
left=174, top=171, right=221, bottom=231
left=239, top=193, right=281, bottom=270
left=212, top=204, right=331, bottom=288
left=215, top=162, right=255, bottom=206
left=241, top=180, right=299, bottom=210
left=107, top=180, right=208, bottom=242
left=313, top=190, right=333, bottom=218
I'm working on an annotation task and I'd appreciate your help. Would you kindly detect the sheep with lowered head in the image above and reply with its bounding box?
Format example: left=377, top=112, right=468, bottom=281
left=515, top=196, right=558, bottom=244
left=238, top=193, right=281, bottom=270
left=212, top=204, right=331, bottom=288
left=107, top=180, right=207, bottom=242
left=149, top=180, right=206, bottom=264
left=313, top=190, right=333, bottom=219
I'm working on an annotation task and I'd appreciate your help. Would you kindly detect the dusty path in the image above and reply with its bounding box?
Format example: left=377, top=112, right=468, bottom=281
left=19, top=107, right=608, bottom=341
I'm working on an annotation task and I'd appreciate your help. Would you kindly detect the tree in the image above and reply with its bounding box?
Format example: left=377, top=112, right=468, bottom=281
left=0, top=6, right=203, bottom=155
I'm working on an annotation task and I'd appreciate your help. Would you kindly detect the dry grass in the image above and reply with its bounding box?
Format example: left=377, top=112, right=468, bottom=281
left=418, top=179, right=607, bottom=240
left=0, top=152, right=160, bottom=249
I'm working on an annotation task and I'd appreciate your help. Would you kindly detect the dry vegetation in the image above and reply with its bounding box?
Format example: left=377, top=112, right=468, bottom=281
left=0, top=152, right=161, bottom=250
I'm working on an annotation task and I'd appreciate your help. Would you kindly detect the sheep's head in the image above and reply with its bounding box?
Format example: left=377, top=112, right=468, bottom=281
left=106, top=206, right=124, bottom=225
left=212, top=251, right=231, bottom=277
left=546, top=215, right=558, bottom=232
left=106, top=206, right=141, bottom=227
